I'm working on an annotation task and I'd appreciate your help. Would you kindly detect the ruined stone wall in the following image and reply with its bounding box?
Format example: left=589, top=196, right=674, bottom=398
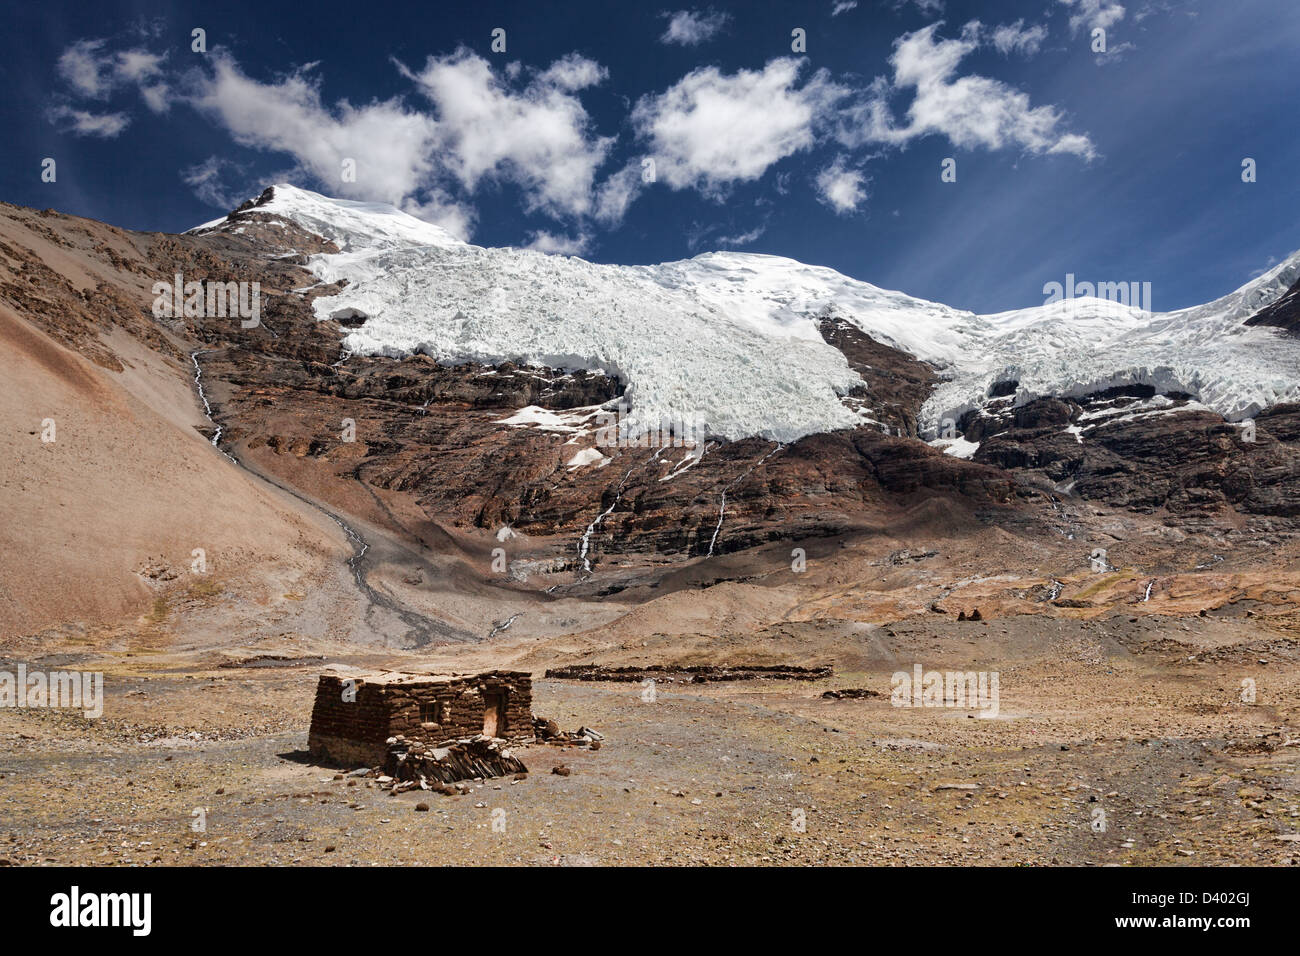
left=307, top=676, right=388, bottom=766
left=382, top=671, right=532, bottom=743
left=308, top=671, right=533, bottom=767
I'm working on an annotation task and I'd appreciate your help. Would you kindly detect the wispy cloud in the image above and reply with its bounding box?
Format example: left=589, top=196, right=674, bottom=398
left=1059, top=0, right=1127, bottom=34
left=893, top=0, right=945, bottom=15
left=837, top=22, right=1095, bottom=159
left=686, top=219, right=767, bottom=250
left=991, top=20, right=1049, bottom=56
left=47, top=105, right=131, bottom=138
left=659, top=10, right=730, bottom=46
left=57, top=38, right=170, bottom=112
left=523, top=229, right=592, bottom=256
left=1059, top=0, right=1134, bottom=60
left=181, top=156, right=251, bottom=208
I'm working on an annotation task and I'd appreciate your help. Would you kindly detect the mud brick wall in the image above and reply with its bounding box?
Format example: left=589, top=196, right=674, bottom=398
left=384, top=671, right=533, bottom=743
left=307, top=675, right=393, bottom=766
left=308, top=671, right=533, bottom=767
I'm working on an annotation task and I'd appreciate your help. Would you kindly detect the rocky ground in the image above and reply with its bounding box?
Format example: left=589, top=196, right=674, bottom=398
left=2, top=606, right=1298, bottom=867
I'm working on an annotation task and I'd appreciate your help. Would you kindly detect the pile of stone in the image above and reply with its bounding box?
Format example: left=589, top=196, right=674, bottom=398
left=821, top=688, right=882, bottom=700
left=382, top=734, right=526, bottom=789
left=534, top=716, right=604, bottom=749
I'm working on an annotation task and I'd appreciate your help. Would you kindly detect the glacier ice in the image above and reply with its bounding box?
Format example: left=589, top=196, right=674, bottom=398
left=232, top=184, right=1300, bottom=442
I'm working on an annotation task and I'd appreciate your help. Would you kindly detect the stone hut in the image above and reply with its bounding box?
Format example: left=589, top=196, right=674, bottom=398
left=308, top=670, right=533, bottom=766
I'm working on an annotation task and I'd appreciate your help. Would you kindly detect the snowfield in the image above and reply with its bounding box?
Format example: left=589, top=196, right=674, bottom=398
left=215, top=184, right=1300, bottom=442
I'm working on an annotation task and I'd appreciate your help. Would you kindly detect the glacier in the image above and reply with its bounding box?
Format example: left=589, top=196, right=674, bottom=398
left=203, top=184, right=1300, bottom=443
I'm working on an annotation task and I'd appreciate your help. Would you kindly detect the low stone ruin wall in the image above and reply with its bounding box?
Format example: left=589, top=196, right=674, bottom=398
left=544, top=663, right=833, bottom=683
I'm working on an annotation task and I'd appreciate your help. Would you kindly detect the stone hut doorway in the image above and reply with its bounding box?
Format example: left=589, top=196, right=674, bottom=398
left=483, top=691, right=507, bottom=737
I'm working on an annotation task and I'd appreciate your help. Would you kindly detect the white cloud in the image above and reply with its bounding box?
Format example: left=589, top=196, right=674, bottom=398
left=838, top=22, right=1095, bottom=159
left=47, top=105, right=131, bottom=138
left=57, top=39, right=113, bottom=97
left=1059, top=0, right=1132, bottom=59
left=137, top=83, right=170, bottom=113
left=52, top=38, right=638, bottom=239
left=193, top=54, right=445, bottom=209
left=189, top=47, right=626, bottom=234
left=1059, top=0, right=1126, bottom=34
left=115, top=50, right=165, bottom=84
left=401, top=48, right=614, bottom=220
left=49, top=25, right=1092, bottom=239
left=57, top=39, right=170, bottom=111
left=815, top=156, right=868, bottom=213
left=831, top=1, right=858, bottom=16
left=1249, top=256, right=1280, bottom=279
left=1048, top=133, right=1097, bottom=156
left=659, top=10, right=731, bottom=46
left=632, top=58, right=847, bottom=197
left=537, top=52, right=608, bottom=92
left=117, top=50, right=170, bottom=112
left=991, top=20, right=1049, bottom=56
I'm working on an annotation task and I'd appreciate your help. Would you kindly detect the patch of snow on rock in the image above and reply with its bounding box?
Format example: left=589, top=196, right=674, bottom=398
left=566, top=447, right=611, bottom=470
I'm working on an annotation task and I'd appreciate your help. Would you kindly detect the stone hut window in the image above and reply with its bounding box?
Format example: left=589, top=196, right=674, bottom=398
left=420, top=700, right=446, bottom=725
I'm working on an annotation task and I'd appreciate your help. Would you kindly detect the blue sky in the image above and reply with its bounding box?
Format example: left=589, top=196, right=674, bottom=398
left=5, top=0, right=1299, bottom=313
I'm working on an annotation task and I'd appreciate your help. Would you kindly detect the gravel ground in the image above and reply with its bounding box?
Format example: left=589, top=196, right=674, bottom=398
left=2, top=613, right=1297, bottom=867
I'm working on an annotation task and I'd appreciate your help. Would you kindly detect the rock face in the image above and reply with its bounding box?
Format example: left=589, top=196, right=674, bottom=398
left=817, top=315, right=937, bottom=438
left=1245, top=275, right=1300, bottom=334
left=210, top=317, right=1024, bottom=568
left=179, top=206, right=1030, bottom=580
left=969, top=388, right=1300, bottom=525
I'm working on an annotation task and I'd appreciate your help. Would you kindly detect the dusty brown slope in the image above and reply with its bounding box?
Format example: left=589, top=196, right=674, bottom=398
left=0, top=205, right=346, bottom=639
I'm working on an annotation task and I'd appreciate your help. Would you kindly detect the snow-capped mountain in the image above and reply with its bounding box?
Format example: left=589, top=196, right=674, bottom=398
left=196, top=184, right=1300, bottom=443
